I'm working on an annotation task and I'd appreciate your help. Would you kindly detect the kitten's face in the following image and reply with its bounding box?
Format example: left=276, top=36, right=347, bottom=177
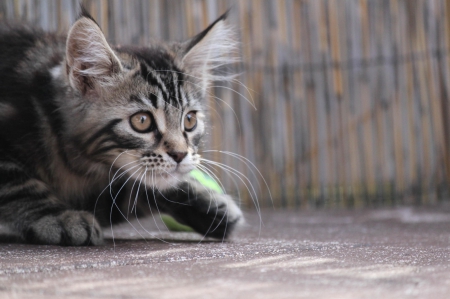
left=82, top=50, right=206, bottom=189
left=63, top=14, right=235, bottom=189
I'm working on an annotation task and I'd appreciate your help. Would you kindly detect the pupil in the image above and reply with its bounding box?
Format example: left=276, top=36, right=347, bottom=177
left=140, top=116, right=145, bottom=123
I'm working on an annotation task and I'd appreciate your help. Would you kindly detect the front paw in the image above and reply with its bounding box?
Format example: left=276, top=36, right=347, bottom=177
left=210, top=194, right=244, bottom=238
left=25, top=211, right=103, bottom=246
left=189, top=193, right=244, bottom=239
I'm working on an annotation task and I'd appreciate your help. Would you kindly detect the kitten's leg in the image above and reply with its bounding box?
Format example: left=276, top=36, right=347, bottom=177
left=154, top=177, right=244, bottom=239
left=0, top=161, right=102, bottom=245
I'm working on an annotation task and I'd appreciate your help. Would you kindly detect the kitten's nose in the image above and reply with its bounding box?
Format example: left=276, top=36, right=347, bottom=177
left=167, top=151, right=187, bottom=164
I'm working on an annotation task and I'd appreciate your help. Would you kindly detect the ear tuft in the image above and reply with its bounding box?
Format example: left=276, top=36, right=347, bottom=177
left=181, top=12, right=239, bottom=93
left=78, top=5, right=98, bottom=25
left=65, top=16, right=122, bottom=96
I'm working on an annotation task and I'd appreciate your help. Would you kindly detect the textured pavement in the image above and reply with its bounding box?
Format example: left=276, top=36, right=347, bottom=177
left=1, top=206, right=450, bottom=298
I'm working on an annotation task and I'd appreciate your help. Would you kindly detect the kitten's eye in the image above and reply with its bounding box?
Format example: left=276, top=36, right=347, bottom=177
left=130, top=112, right=152, bottom=133
left=184, top=111, right=197, bottom=132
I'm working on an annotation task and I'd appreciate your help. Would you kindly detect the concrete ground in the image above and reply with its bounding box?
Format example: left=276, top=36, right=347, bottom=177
left=1, top=206, right=450, bottom=299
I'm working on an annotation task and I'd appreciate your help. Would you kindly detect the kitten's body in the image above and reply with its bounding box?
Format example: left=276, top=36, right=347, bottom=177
left=0, top=11, right=242, bottom=245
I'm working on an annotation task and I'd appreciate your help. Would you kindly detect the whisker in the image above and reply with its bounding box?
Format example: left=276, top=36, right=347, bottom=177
left=194, top=165, right=231, bottom=241
left=200, top=158, right=259, bottom=206
left=157, top=189, right=190, bottom=206
left=96, top=163, right=139, bottom=215
left=141, top=170, right=191, bottom=241
left=204, top=103, right=225, bottom=131
left=192, top=165, right=215, bottom=214
left=108, top=150, right=130, bottom=186
left=109, top=163, right=141, bottom=199
left=109, top=166, right=148, bottom=246
left=138, top=168, right=171, bottom=243
left=195, top=165, right=223, bottom=212
left=93, top=153, right=140, bottom=245
left=109, top=167, right=146, bottom=248
left=182, top=79, right=242, bottom=132
left=161, top=169, right=185, bottom=188
left=195, top=164, right=227, bottom=193
left=112, top=166, right=143, bottom=204
left=127, top=167, right=144, bottom=219
left=130, top=169, right=172, bottom=243
left=200, top=158, right=262, bottom=230
left=208, top=84, right=256, bottom=110
left=203, top=150, right=273, bottom=206
left=149, top=169, right=170, bottom=232
left=197, top=163, right=242, bottom=208
left=186, top=169, right=222, bottom=243
left=229, top=77, right=256, bottom=108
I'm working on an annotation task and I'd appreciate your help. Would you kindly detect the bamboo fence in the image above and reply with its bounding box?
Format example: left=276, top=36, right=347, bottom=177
left=1, top=0, right=449, bottom=209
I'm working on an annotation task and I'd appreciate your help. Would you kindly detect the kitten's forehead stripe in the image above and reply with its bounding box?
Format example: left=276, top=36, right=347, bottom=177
left=129, top=95, right=147, bottom=106
left=177, top=74, right=186, bottom=107
left=161, top=72, right=176, bottom=109
left=115, top=43, right=193, bottom=112
left=148, top=92, right=158, bottom=108
left=122, top=47, right=186, bottom=110
left=140, top=63, right=169, bottom=101
left=144, top=97, right=155, bottom=108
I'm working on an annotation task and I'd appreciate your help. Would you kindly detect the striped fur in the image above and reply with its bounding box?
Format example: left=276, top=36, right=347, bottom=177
left=0, top=10, right=242, bottom=245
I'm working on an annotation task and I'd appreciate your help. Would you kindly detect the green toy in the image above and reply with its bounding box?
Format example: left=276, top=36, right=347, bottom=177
left=189, top=169, right=224, bottom=194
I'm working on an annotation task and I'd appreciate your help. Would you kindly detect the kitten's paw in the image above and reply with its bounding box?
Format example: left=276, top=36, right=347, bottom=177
left=25, top=211, right=103, bottom=246
left=192, top=193, right=244, bottom=239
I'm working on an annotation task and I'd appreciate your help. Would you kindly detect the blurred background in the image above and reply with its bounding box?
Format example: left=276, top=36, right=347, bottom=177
left=1, top=0, right=449, bottom=210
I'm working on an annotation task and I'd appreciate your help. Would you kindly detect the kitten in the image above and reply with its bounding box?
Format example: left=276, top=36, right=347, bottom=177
left=0, top=9, right=243, bottom=245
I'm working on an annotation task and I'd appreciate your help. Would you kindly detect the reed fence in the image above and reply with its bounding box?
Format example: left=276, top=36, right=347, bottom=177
left=1, top=0, right=449, bottom=209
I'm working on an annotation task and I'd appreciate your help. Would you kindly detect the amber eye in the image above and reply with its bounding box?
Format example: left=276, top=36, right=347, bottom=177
left=184, top=111, right=197, bottom=132
left=130, top=112, right=152, bottom=133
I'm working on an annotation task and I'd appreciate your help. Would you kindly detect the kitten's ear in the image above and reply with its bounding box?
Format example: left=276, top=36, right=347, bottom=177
left=180, top=11, right=239, bottom=94
left=65, top=13, right=122, bottom=97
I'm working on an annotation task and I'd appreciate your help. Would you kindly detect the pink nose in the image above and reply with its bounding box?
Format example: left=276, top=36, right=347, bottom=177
left=167, top=151, right=187, bottom=164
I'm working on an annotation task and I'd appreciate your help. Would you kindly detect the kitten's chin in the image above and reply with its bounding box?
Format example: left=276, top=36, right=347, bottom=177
left=146, top=174, right=182, bottom=191
left=143, top=168, right=194, bottom=191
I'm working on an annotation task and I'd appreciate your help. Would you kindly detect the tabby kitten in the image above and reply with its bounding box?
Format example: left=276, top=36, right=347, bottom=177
left=0, top=10, right=243, bottom=245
